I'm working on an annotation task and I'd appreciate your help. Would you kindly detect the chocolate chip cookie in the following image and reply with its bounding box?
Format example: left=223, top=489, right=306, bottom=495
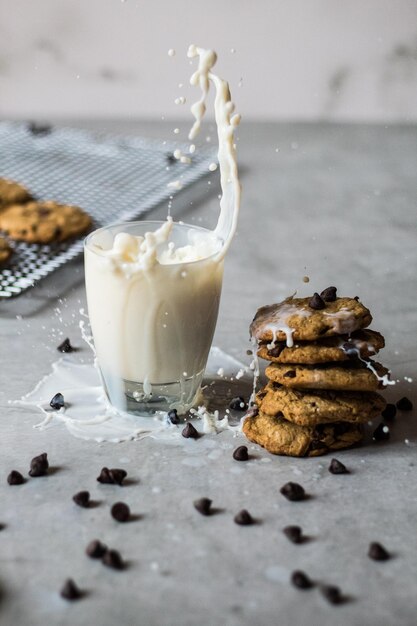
left=242, top=410, right=363, bottom=457
left=256, top=383, right=386, bottom=426
left=0, top=178, right=32, bottom=211
left=0, top=201, right=92, bottom=244
left=0, top=236, right=12, bottom=264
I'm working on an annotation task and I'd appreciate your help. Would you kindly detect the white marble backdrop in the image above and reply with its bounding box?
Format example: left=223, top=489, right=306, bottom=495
left=1, top=0, right=417, bottom=121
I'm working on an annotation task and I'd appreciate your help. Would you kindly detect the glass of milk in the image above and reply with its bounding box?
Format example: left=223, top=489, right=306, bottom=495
left=84, top=220, right=224, bottom=416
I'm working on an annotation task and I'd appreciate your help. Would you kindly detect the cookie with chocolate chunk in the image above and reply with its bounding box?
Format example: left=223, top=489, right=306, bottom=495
left=0, top=178, right=32, bottom=211
left=242, top=410, right=363, bottom=457
left=265, top=360, right=389, bottom=391
left=0, top=201, right=92, bottom=244
left=0, top=236, right=12, bottom=264
left=256, top=383, right=386, bottom=426
left=250, top=296, right=372, bottom=344
left=258, top=329, right=384, bottom=365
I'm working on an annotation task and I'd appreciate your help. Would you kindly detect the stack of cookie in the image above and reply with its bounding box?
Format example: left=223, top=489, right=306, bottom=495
left=243, top=287, right=389, bottom=457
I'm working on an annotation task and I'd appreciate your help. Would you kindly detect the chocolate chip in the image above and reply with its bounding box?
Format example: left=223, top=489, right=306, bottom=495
left=28, top=453, right=49, bottom=477
left=396, top=397, right=413, bottom=411
left=373, top=423, right=390, bottom=442
left=381, top=403, right=397, bottom=421
left=166, top=152, right=176, bottom=164
left=193, top=497, right=212, bottom=516
left=283, top=525, right=303, bottom=544
left=328, top=458, right=349, bottom=475
left=73, top=491, right=90, bottom=508
left=232, top=445, right=249, bottom=461
left=7, top=470, right=25, bottom=485
left=57, top=338, right=77, bottom=353
left=27, top=121, right=52, bottom=136
left=320, top=286, right=337, bottom=302
left=320, top=584, right=343, bottom=604
left=167, top=409, right=180, bottom=424
left=102, top=549, right=124, bottom=570
left=97, top=467, right=127, bottom=485
left=60, top=578, right=81, bottom=601
left=50, top=392, right=64, bottom=410
left=283, top=370, right=296, bottom=378
left=368, top=542, right=390, bottom=561
left=341, top=342, right=359, bottom=359
left=229, top=396, right=248, bottom=411
left=86, top=539, right=107, bottom=559
left=267, top=344, right=284, bottom=358
left=308, top=292, right=325, bottom=310
left=291, top=570, right=313, bottom=590
left=234, top=509, right=254, bottom=525
left=111, top=502, right=130, bottom=522
left=182, top=422, right=199, bottom=439
left=280, top=482, right=306, bottom=501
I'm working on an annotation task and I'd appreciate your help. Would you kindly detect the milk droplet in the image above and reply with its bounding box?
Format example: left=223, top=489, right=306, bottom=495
left=168, top=49, right=176, bottom=57
left=209, top=162, right=218, bottom=171
left=173, top=128, right=180, bottom=134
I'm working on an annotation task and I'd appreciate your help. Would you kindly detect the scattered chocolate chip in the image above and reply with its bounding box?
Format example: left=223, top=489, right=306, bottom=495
left=320, top=584, right=343, bottom=604
left=182, top=422, right=199, bottom=439
left=233, top=445, right=249, bottom=461
left=284, top=370, right=296, bottom=378
left=234, top=509, right=254, bottom=525
left=27, top=121, right=52, bottom=136
left=60, top=578, right=81, bottom=601
left=368, top=542, right=390, bottom=561
left=86, top=539, right=107, bottom=559
left=320, top=286, right=337, bottom=302
left=166, top=152, right=176, bottom=164
left=308, top=292, right=325, bottom=310
left=167, top=409, right=180, bottom=424
left=328, top=458, right=349, bottom=475
left=102, top=549, right=124, bottom=570
left=373, top=423, right=390, bottom=442
left=291, top=570, right=313, bottom=590
left=283, top=525, right=303, bottom=544
left=73, top=491, right=90, bottom=508
left=97, top=467, right=127, bottom=485
left=28, top=453, right=49, bottom=477
left=396, top=397, right=413, bottom=411
left=50, top=392, right=64, bottom=410
left=57, top=338, right=77, bottom=353
left=381, top=403, right=397, bottom=421
left=229, top=396, right=248, bottom=411
left=193, top=497, right=212, bottom=516
left=111, top=502, right=130, bottom=523
left=7, top=470, right=25, bottom=485
left=280, top=482, right=306, bottom=501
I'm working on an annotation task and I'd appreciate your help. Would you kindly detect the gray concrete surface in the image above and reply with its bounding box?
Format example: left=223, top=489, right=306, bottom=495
left=1, top=121, right=416, bottom=626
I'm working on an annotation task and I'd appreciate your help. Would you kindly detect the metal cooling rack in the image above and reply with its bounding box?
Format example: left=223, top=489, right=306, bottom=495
left=0, top=122, right=216, bottom=299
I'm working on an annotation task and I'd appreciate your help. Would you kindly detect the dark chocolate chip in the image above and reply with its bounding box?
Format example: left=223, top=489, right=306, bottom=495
left=320, top=584, right=343, bottom=604
left=372, top=423, right=390, bottom=442
left=368, top=542, right=390, bottom=561
left=182, top=422, right=199, bottom=439
left=308, top=292, right=326, bottom=310
left=102, top=549, right=124, bottom=570
left=283, top=370, right=296, bottom=378
left=166, top=152, right=176, bottom=164
left=50, top=392, right=64, bottom=410
left=111, top=502, right=130, bottom=523
left=86, top=539, right=107, bottom=559
left=320, top=286, right=337, bottom=302
left=7, top=470, right=25, bottom=485
left=97, top=467, right=127, bottom=485
left=283, top=525, right=303, bottom=544
left=291, top=570, right=313, bottom=590
left=57, top=338, right=77, bottom=353
left=193, top=497, right=212, bottom=516
left=60, top=578, right=81, bottom=601
left=229, top=396, right=248, bottom=411
left=341, top=342, right=359, bottom=359
left=73, top=491, right=90, bottom=508
left=267, top=344, right=284, bottom=358
left=328, top=458, right=349, bottom=475
left=381, top=403, right=397, bottom=421
left=280, top=482, right=306, bottom=501
left=38, top=207, right=51, bottom=217
left=233, top=445, right=249, bottom=461
left=167, top=409, right=180, bottom=424
left=28, top=453, right=49, bottom=477
left=234, top=509, right=254, bottom=525
left=396, top=396, right=413, bottom=411
left=27, top=121, right=52, bottom=136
